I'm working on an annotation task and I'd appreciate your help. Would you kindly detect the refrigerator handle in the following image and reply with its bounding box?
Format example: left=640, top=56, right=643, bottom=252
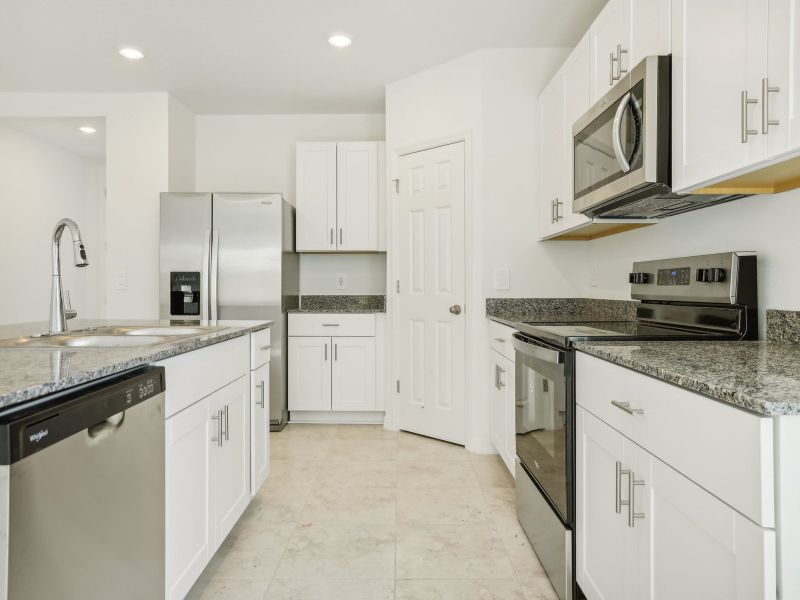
left=210, top=229, right=219, bottom=321
left=201, top=229, right=211, bottom=321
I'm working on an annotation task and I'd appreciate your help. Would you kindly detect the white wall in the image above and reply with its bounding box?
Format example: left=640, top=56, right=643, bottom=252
left=195, top=113, right=387, bottom=295
left=385, top=48, right=575, bottom=450
left=168, top=96, right=196, bottom=192
left=0, top=121, right=106, bottom=325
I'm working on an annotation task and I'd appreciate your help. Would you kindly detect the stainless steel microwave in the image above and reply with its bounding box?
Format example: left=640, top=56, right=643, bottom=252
left=572, top=55, right=672, bottom=217
left=571, top=55, right=745, bottom=219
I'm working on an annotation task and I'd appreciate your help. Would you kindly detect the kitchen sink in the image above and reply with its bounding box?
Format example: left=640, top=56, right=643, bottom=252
left=0, top=325, right=229, bottom=349
left=0, top=334, right=171, bottom=349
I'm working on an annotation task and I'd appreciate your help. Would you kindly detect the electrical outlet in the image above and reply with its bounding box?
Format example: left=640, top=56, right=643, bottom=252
left=494, top=268, right=510, bottom=291
left=112, top=272, right=127, bottom=291
left=336, top=273, right=347, bottom=290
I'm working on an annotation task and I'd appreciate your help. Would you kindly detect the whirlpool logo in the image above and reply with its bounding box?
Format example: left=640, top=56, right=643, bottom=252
left=28, top=429, right=48, bottom=444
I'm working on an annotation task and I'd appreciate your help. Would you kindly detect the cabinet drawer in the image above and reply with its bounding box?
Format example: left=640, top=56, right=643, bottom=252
left=158, top=335, right=249, bottom=419
left=250, top=328, right=271, bottom=369
left=488, top=320, right=516, bottom=361
left=575, top=352, right=774, bottom=527
left=289, top=313, right=376, bottom=337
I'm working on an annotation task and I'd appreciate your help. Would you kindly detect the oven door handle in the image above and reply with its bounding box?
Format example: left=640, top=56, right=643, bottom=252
left=612, top=91, right=632, bottom=173
left=512, top=333, right=564, bottom=365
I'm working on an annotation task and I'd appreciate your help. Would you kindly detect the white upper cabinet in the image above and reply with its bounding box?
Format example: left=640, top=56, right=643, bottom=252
left=296, top=143, right=337, bottom=251
left=538, top=75, right=566, bottom=239
left=766, top=0, right=800, bottom=158
left=337, top=142, right=379, bottom=251
left=296, top=141, right=385, bottom=252
left=672, top=0, right=768, bottom=191
left=590, top=0, right=670, bottom=103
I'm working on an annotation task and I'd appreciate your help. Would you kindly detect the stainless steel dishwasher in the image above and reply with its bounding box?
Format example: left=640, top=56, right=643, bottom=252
left=0, top=366, right=165, bottom=599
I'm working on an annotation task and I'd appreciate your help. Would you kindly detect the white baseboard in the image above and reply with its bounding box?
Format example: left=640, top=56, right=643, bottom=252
left=289, top=411, right=386, bottom=424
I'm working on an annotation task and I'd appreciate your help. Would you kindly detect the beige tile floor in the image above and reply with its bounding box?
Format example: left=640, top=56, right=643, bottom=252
left=188, top=424, right=557, bottom=600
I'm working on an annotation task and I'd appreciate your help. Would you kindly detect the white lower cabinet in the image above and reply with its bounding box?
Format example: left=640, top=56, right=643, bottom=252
left=288, top=336, right=332, bottom=411
left=211, top=375, right=251, bottom=551
left=250, top=362, right=270, bottom=496
left=331, top=337, right=375, bottom=411
left=489, top=348, right=515, bottom=475
left=577, top=406, right=777, bottom=600
left=165, top=396, right=212, bottom=600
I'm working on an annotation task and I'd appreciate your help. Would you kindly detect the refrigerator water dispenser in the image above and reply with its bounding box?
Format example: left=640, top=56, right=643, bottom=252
left=170, top=272, right=200, bottom=316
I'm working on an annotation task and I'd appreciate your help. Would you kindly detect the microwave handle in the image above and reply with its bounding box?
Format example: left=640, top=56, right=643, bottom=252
left=612, top=91, right=632, bottom=173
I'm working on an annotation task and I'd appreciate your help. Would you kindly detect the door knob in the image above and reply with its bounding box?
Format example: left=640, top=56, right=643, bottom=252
left=449, top=304, right=462, bottom=315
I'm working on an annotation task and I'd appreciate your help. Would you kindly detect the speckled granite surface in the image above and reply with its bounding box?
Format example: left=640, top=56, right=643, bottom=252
left=486, top=298, right=637, bottom=327
left=0, top=319, right=271, bottom=410
left=767, top=310, right=800, bottom=344
left=289, top=295, right=386, bottom=313
left=575, top=340, right=800, bottom=416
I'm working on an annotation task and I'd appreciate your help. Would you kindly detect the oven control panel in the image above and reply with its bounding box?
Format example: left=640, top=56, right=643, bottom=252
left=656, top=266, right=691, bottom=286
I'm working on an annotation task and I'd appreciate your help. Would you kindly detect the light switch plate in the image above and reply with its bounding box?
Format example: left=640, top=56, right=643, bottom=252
left=494, top=268, right=510, bottom=291
left=336, top=273, right=347, bottom=290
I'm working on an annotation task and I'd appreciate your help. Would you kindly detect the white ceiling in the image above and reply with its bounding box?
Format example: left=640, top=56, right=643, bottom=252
left=0, top=0, right=607, bottom=114
left=0, top=118, right=106, bottom=160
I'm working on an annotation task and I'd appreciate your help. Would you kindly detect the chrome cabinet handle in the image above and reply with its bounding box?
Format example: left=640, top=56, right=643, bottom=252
left=741, top=90, right=758, bottom=143
left=339, top=227, right=343, bottom=245
left=609, top=52, right=616, bottom=85
left=498, top=367, right=506, bottom=389
left=611, top=400, right=644, bottom=415
left=616, top=44, right=628, bottom=80
left=330, top=228, right=334, bottom=246
left=615, top=461, right=631, bottom=514
left=762, top=77, right=780, bottom=134
left=628, top=472, right=645, bottom=527
left=322, top=323, right=340, bottom=327
left=324, top=343, right=328, bottom=361
left=223, top=405, right=230, bottom=441
left=211, top=409, right=223, bottom=447
left=256, top=381, right=265, bottom=408
left=555, top=198, right=563, bottom=221
left=334, top=343, right=338, bottom=361
left=494, top=364, right=501, bottom=390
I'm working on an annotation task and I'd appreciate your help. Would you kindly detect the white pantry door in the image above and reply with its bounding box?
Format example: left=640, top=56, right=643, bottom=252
left=397, top=142, right=466, bottom=445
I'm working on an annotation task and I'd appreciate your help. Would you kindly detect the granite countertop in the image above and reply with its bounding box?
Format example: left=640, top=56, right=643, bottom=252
left=0, top=319, right=271, bottom=410
left=575, top=340, right=800, bottom=417
left=486, top=298, right=638, bottom=328
left=290, top=295, right=386, bottom=314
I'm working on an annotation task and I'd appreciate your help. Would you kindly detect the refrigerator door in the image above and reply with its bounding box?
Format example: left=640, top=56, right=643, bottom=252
left=159, top=193, right=212, bottom=321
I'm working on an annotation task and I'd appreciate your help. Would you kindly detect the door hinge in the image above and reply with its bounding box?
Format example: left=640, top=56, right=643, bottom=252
left=396, top=280, right=400, bottom=293
left=396, top=380, right=400, bottom=393
left=393, top=179, right=399, bottom=194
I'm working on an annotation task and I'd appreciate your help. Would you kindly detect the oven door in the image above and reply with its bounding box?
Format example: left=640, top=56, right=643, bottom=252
left=512, top=332, right=571, bottom=524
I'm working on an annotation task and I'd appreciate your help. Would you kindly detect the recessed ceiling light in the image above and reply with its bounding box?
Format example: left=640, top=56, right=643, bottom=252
left=79, top=126, right=97, bottom=134
left=328, top=34, right=352, bottom=48
left=118, top=47, right=144, bottom=60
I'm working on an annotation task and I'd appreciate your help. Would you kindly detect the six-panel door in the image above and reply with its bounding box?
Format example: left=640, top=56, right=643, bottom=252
left=212, top=375, right=251, bottom=551
left=288, top=336, right=332, bottom=411
left=250, top=363, right=270, bottom=496
left=331, top=336, right=376, bottom=411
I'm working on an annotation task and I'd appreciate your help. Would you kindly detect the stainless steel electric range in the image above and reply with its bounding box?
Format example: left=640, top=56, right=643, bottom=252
left=511, top=252, right=758, bottom=600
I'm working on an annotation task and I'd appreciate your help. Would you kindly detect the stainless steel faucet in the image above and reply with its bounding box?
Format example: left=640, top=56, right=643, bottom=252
left=50, top=218, right=89, bottom=335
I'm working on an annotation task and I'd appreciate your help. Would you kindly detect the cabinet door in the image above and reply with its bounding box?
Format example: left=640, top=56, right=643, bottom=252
left=212, top=375, right=251, bottom=551
left=630, top=0, right=671, bottom=65
left=296, top=142, right=337, bottom=251
left=538, top=76, right=566, bottom=239
left=561, top=34, right=592, bottom=230
left=672, top=0, right=768, bottom=191
left=644, top=449, right=776, bottom=600
left=250, top=363, right=270, bottom=497
left=498, top=353, right=516, bottom=475
left=331, top=336, right=375, bottom=411
left=165, top=397, right=212, bottom=600
left=336, top=142, right=379, bottom=251
left=590, top=0, right=631, bottom=102
left=766, top=0, right=800, bottom=157
left=288, top=336, right=332, bottom=411
left=576, top=407, right=633, bottom=600
left=489, top=353, right=505, bottom=464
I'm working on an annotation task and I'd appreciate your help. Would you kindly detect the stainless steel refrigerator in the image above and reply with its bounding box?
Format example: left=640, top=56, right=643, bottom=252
left=159, top=192, right=299, bottom=430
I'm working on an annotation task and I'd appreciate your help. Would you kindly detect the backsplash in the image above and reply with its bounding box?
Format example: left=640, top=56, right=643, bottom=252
left=299, top=295, right=386, bottom=312
left=485, top=297, right=638, bottom=323
left=766, top=310, right=800, bottom=344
